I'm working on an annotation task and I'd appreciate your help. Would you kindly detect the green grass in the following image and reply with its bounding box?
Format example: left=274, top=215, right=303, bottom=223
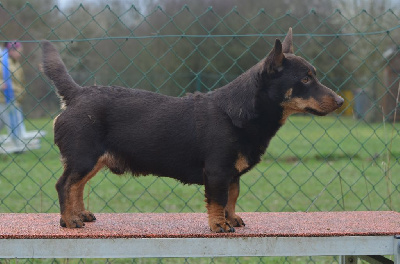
left=1, top=115, right=399, bottom=214
left=0, top=115, right=399, bottom=263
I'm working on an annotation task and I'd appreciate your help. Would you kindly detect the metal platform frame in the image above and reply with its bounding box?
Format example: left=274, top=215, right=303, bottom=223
left=1, top=235, right=399, bottom=263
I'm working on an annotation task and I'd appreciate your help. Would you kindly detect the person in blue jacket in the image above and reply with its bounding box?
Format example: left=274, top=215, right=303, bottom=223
left=0, top=41, right=26, bottom=148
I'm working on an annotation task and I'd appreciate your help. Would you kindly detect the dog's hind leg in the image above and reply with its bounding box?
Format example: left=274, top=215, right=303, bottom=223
left=56, top=156, right=104, bottom=228
left=74, top=161, right=103, bottom=222
left=225, top=178, right=245, bottom=227
left=204, top=168, right=235, bottom=233
left=56, top=170, right=84, bottom=228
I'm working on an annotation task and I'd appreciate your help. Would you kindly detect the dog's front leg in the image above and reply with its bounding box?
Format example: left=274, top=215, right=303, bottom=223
left=225, top=178, right=245, bottom=227
left=204, top=171, right=235, bottom=233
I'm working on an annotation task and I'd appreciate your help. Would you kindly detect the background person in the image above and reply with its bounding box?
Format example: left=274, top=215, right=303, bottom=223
left=0, top=41, right=26, bottom=148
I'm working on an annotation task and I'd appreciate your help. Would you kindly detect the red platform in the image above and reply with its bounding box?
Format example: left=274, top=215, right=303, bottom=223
left=1, top=211, right=400, bottom=239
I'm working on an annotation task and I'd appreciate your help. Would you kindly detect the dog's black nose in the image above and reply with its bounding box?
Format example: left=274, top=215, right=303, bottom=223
left=336, top=96, right=344, bottom=107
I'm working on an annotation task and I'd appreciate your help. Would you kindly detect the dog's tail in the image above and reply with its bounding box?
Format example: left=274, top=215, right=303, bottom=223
left=41, top=40, right=81, bottom=105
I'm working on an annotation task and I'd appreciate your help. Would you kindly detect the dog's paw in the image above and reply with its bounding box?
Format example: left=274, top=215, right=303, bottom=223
left=227, top=214, right=245, bottom=227
left=60, top=216, right=85, bottom=228
left=209, top=221, right=235, bottom=233
left=79, top=211, right=96, bottom=222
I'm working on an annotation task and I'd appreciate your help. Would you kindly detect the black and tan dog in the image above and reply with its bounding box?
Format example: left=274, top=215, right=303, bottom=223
left=41, top=28, right=343, bottom=232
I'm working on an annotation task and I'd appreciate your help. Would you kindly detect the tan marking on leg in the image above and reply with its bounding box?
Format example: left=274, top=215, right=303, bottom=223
left=225, top=182, right=245, bottom=227
left=206, top=201, right=234, bottom=233
left=62, top=154, right=114, bottom=227
left=76, top=159, right=105, bottom=221
left=62, top=180, right=85, bottom=228
left=235, top=153, right=249, bottom=173
left=225, top=183, right=238, bottom=217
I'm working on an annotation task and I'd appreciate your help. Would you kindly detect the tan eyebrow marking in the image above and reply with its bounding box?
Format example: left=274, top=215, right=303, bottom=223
left=308, top=67, right=317, bottom=76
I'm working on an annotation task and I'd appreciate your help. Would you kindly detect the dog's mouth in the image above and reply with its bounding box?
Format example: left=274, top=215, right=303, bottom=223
left=305, top=107, right=327, bottom=116
left=305, top=96, right=344, bottom=116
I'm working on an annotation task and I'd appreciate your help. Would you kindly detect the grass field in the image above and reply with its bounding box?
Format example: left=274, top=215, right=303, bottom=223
left=0, top=115, right=399, bottom=263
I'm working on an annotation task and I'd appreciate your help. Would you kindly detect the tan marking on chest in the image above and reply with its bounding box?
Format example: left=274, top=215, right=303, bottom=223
left=235, top=153, right=249, bottom=173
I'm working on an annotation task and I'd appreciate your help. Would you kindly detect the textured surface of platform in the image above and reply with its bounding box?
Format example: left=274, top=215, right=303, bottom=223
left=1, top=211, right=400, bottom=239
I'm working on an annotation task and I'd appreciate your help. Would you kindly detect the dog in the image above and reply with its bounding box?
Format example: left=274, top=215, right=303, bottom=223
left=41, top=28, right=343, bottom=233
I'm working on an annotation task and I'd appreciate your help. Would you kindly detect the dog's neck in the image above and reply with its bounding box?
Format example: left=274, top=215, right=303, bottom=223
left=212, top=65, right=284, bottom=131
left=209, top=66, right=285, bottom=158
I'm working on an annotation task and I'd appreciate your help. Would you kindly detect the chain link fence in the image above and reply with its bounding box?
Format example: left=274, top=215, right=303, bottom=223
left=0, top=3, right=400, bottom=263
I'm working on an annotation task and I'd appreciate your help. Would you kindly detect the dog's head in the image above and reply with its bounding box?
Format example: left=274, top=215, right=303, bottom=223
left=261, top=28, right=344, bottom=123
left=214, top=28, right=344, bottom=128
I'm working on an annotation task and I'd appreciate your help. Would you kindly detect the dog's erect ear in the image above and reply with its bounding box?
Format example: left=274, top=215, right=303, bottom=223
left=265, top=39, right=284, bottom=75
left=282, top=27, right=294, bottom=54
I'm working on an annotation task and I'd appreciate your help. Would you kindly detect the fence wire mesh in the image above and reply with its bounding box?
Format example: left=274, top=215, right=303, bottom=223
left=0, top=2, right=400, bottom=263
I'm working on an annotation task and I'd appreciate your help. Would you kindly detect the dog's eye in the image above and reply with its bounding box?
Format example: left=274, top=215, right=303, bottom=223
left=301, top=76, right=310, bottom=84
